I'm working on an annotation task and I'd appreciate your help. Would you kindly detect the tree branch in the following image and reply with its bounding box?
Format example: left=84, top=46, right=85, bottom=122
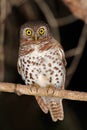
left=66, top=24, right=87, bottom=86
left=0, top=82, right=87, bottom=101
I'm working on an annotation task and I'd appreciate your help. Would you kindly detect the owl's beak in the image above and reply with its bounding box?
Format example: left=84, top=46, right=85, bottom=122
left=34, top=34, right=38, bottom=41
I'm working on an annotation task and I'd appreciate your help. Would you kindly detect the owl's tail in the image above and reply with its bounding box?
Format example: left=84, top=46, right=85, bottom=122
left=48, top=99, right=64, bottom=122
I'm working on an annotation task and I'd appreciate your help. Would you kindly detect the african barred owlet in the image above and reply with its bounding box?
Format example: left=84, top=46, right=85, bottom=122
left=17, top=21, right=66, bottom=122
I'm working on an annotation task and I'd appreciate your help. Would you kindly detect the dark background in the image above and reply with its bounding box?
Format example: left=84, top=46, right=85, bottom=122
left=0, top=0, right=87, bottom=130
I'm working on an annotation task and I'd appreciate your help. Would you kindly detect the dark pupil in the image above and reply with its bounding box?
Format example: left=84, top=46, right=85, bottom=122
left=28, top=31, right=30, bottom=34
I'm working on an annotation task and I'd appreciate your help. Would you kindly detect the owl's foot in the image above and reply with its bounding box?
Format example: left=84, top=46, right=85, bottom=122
left=46, top=85, right=55, bottom=95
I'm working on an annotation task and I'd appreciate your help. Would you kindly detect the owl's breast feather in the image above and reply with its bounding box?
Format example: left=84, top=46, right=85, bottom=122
left=18, top=45, right=65, bottom=89
left=36, top=74, right=50, bottom=87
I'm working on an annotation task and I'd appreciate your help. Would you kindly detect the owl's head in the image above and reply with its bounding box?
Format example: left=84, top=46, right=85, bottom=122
left=20, top=21, right=51, bottom=44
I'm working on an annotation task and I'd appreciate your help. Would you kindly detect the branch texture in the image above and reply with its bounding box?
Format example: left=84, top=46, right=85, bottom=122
left=0, top=82, right=87, bottom=101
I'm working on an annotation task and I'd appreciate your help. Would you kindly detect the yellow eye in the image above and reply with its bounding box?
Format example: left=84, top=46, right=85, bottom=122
left=39, top=28, right=45, bottom=35
left=26, top=29, right=32, bottom=36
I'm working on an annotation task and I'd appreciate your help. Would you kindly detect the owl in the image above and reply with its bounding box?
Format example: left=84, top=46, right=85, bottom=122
left=17, top=21, right=66, bottom=122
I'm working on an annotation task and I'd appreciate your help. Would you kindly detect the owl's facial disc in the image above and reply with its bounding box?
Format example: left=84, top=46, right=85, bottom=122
left=21, top=25, right=48, bottom=43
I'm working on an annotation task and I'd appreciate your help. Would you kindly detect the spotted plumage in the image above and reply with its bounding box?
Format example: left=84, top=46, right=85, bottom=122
left=17, top=21, right=66, bottom=122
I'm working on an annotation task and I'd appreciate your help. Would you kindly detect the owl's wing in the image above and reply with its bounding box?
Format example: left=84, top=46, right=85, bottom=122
left=55, top=40, right=67, bottom=66
left=17, top=59, right=22, bottom=75
left=41, top=38, right=67, bottom=66
left=35, top=96, right=48, bottom=114
left=59, top=47, right=67, bottom=66
left=54, top=40, right=66, bottom=89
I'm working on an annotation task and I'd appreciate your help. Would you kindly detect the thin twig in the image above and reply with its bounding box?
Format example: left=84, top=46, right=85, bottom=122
left=0, top=82, right=87, bottom=101
left=57, top=15, right=77, bottom=26
left=66, top=24, right=87, bottom=86
left=65, top=47, right=81, bottom=58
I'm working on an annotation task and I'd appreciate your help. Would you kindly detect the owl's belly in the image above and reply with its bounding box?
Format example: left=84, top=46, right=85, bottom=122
left=20, top=50, right=65, bottom=88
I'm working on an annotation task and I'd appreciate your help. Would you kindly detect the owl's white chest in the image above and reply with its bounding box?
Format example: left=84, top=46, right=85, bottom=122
left=18, top=46, right=65, bottom=88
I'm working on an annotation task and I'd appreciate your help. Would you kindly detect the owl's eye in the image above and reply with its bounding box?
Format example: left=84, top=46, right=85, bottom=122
left=39, top=28, right=45, bottom=35
left=26, top=29, right=32, bottom=36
